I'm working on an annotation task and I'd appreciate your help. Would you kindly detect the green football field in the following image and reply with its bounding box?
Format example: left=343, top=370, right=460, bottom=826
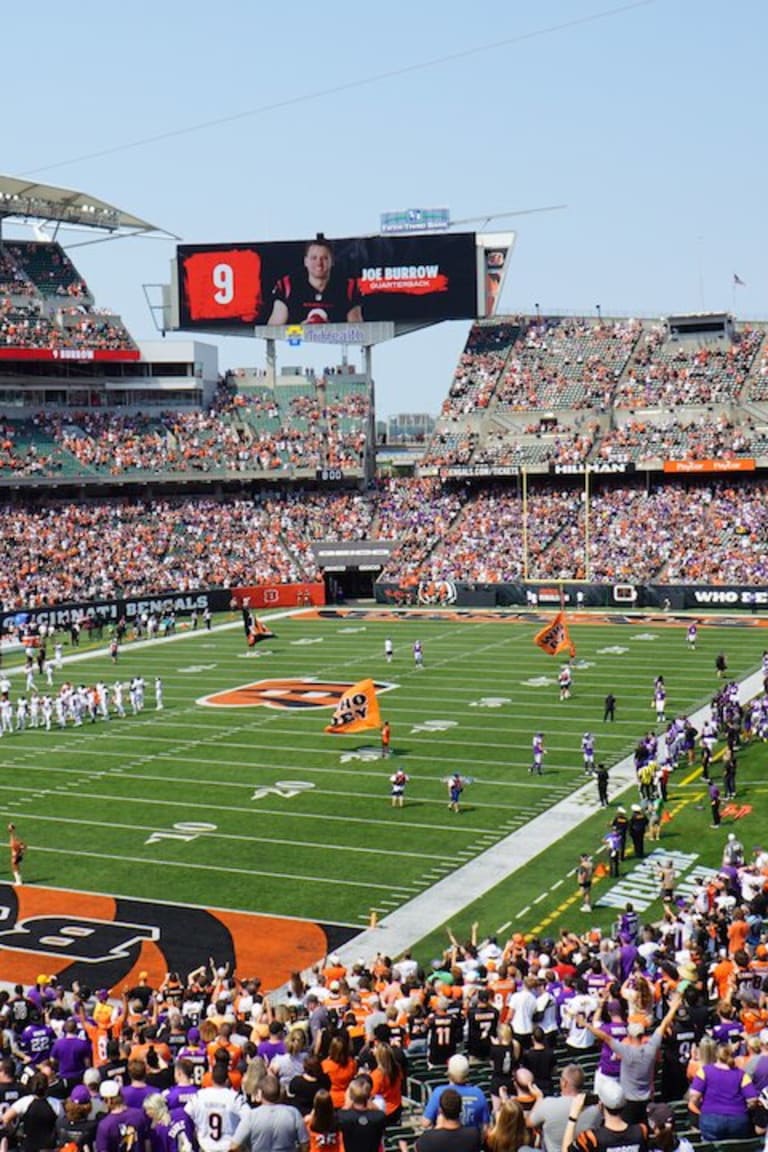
left=0, top=608, right=766, bottom=982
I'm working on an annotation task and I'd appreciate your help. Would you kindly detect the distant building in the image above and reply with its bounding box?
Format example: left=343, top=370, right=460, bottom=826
left=381, top=412, right=435, bottom=444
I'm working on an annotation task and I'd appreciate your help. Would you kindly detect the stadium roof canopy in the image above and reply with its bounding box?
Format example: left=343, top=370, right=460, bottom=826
left=0, top=175, right=165, bottom=234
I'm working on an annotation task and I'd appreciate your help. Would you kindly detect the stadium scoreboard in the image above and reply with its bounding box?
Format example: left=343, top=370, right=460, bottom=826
left=171, top=231, right=515, bottom=338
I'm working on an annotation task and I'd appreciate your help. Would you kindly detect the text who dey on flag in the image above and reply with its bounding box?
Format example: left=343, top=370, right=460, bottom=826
left=533, top=610, right=576, bottom=658
left=324, top=678, right=382, bottom=734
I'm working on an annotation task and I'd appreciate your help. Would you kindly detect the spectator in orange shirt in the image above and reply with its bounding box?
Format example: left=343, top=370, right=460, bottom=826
left=322, top=954, right=347, bottom=986
left=205, top=1022, right=241, bottom=1071
left=728, top=910, right=749, bottom=956
left=306, top=1089, right=343, bottom=1152
left=370, top=1042, right=403, bottom=1126
left=129, top=1027, right=172, bottom=1066
left=322, top=1034, right=358, bottom=1108
left=202, top=1046, right=243, bottom=1091
left=712, top=955, right=734, bottom=1001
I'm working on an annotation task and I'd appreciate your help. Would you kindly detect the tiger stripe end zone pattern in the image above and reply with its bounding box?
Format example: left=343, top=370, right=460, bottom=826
left=197, top=678, right=397, bottom=708
left=0, top=884, right=355, bottom=994
left=305, top=607, right=768, bottom=628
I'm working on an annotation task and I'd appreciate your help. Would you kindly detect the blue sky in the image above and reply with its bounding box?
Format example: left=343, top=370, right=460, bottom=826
left=4, top=0, right=765, bottom=418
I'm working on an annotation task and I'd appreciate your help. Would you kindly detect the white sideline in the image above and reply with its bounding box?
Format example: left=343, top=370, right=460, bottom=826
left=0, top=607, right=305, bottom=676
left=332, top=666, right=765, bottom=965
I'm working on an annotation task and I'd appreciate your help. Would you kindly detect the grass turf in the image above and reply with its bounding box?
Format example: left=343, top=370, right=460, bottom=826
left=0, top=610, right=765, bottom=959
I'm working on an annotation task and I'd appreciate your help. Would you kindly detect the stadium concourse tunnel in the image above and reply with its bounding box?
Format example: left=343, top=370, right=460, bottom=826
left=312, top=540, right=397, bottom=602
left=323, top=566, right=376, bottom=602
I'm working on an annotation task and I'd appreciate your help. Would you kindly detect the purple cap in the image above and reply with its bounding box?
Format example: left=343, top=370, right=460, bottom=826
left=187, top=1027, right=200, bottom=1042
left=69, top=1085, right=91, bottom=1105
left=96, top=989, right=109, bottom=1001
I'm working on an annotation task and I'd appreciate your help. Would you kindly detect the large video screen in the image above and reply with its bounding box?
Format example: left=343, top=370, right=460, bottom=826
left=177, top=233, right=478, bottom=330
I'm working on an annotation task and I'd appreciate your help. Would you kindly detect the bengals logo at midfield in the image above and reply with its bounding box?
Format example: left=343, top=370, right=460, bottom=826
left=198, top=678, right=396, bottom=709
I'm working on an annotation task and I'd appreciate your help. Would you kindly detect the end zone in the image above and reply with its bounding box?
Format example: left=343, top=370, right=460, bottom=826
left=0, top=884, right=356, bottom=993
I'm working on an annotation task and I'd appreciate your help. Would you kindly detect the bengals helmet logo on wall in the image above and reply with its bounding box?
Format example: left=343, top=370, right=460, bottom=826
left=198, top=678, right=397, bottom=709
left=417, top=579, right=457, bottom=606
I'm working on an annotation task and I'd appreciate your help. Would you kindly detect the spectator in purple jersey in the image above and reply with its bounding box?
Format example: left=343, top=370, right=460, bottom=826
left=26, top=977, right=56, bottom=1016
left=688, top=1044, right=758, bottom=1140
left=164, top=1058, right=199, bottom=1114
left=553, top=977, right=576, bottom=1026
left=51, top=1018, right=91, bottom=1089
left=617, top=904, right=639, bottom=943
left=175, top=1028, right=208, bottom=1087
left=144, top=1092, right=196, bottom=1152
left=618, top=938, right=639, bottom=982
left=256, top=1021, right=286, bottom=1063
left=585, top=959, right=611, bottom=1000
left=122, top=1059, right=155, bottom=1111
left=590, top=997, right=627, bottom=1097
left=710, top=1002, right=743, bottom=1046
left=95, top=1080, right=150, bottom=1152
left=19, top=1021, right=56, bottom=1067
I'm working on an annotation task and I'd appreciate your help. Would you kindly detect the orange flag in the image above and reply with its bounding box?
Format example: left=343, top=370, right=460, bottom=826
left=252, top=616, right=275, bottom=640
left=325, top=678, right=382, bottom=734
left=246, top=615, right=275, bottom=646
left=534, top=611, right=576, bottom=658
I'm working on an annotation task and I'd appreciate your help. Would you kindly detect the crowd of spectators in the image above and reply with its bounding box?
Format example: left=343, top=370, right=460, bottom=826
left=494, top=317, right=641, bottom=412
left=747, top=344, right=768, bottom=403
left=0, top=241, right=135, bottom=354
left=0, top=499, right=313, bottom=609
left=473, top=421, right=600, bottom=470
left=615, top=326, right=764, bottom=409
left=17, top=387, right=369, bottom=478
left=5, top=241, right=90, bottom=299
left=420, top=430, right=479, bottom=469
left=0, top=245, right=35, bottom=297
left=440, top=322, right=524, bottom=419
left=377, top=480, right=465, bottom=585
left=416, top=316, right=768, bottom=476
left=597, top=417, right=761, bottom=464
left=0, top=421, right=59, bottom=477
left=0, top=299, right=135, bottom=354
left=0, top=300, right=56, bottom=348
left=3, top=476, right=768, bottom=606
left=378, top=479, right=768, bottom=587
left=389, top=487, right=579, bottom=585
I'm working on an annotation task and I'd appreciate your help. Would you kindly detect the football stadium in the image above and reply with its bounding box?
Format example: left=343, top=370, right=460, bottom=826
left=2, top=4, right=768, bottom=1148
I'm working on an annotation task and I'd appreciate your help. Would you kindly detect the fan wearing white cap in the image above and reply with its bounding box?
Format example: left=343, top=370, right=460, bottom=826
left=421, top=1054, right=490, bottom=1133
left=95, top=1080, right=151, bottom=1152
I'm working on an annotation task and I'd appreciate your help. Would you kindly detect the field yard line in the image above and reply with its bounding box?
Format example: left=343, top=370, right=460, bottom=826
left=149, top=749, right=582, bottom=782
left=1, top=809, right=448, bottom=861
left=329, top=665, right=766, bottom=966
left=0, top=784, right=500, bottom=834
left=0, top=765, right=561, bottom=814
left=28, top=844, right=395, bottom=890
